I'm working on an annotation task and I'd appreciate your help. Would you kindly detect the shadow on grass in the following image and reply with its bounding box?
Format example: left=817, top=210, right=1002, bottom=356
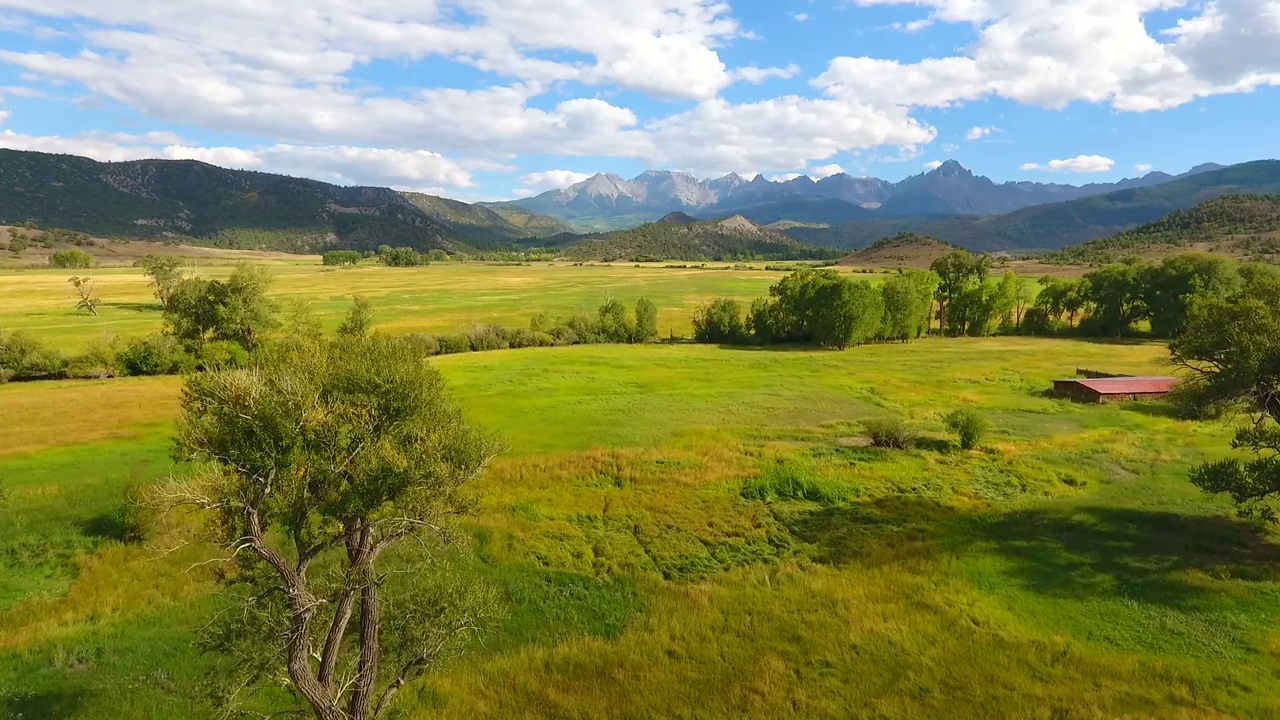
left=102, top=301, right=162, bottom=313
left=972, top=507, right=1280, bottom=607
left=782, top=499, right=1280, bottom=609
left=80, top=513, right=126, bottom=542
left=0, top=689, right=90, bottom=719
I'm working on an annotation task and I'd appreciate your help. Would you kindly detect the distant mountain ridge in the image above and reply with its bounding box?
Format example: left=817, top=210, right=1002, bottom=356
left=786, top=161, right=1280, bottom=253
left=498, top=161, right=1226, bottom=230
left=0, top=149, right=568, bottom=253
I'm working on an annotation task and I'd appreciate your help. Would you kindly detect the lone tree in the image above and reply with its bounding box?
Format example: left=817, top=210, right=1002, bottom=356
left=68, top=275, right=100, bottom=315
left=135, top=254, right=188, bottom=309
left=163, top=335, right=501, bottom=719
left=1172, top=269, right=1280, bottom=519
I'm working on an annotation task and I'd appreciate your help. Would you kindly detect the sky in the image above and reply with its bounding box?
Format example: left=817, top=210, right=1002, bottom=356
left=0, top=0, right=1277, bottom=201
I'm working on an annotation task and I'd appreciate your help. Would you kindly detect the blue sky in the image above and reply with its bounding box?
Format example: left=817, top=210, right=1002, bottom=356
left=0, top=0, right=1276, bottom=201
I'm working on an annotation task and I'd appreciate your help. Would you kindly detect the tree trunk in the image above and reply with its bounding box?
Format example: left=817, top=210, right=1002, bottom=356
left=348, top=563, right=381, bottom=720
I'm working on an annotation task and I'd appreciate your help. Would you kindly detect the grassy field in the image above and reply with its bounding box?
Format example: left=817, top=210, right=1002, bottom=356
left=3, top=331, right=1279, bottom=719
left=0, top=261, right=845, bottom=351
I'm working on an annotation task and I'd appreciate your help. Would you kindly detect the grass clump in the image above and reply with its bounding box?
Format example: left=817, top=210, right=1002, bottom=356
left=864, top=417, right=913, bottom=449
left=741, top=460, right=860, bottom=504
left=944, top=408, right=990, bottom=450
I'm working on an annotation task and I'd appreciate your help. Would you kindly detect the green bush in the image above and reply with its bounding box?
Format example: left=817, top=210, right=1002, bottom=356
left=0, top=330, right=70, bottom=381
left=467, top=324, right=511, bottom=352
left=66, top=337, right=119, bottom=379
left=49, top=248, right=94, bottom=269
left=507, top=328, right=555, bottom=349
left=436, top=334, right=471, bottom=355
left=113, top=484, right=153, bottom=544
left=117, top=334, right=193, bottom=376
left=377, top=246, right=429, bottom=267
left=692, top=298, right=745, bottom=343
left=741, top=461, right=859, bottom=504
left=943, top=408, right=989, bottom=450
left=198, top=340, right=250, bottom=370
left=397, top=333, right=441, bottom=356
left=864, top=417, right=913, bottom=449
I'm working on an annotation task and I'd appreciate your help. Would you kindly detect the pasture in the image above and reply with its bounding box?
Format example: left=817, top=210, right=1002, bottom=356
left=0, top=261, right=832, bottom=350
left=3, top=315, right=1279, bottom=718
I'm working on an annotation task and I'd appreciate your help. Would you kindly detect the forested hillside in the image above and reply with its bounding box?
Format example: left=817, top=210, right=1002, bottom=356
left=561, top=215, right=833, bottom=261
left=1044, top=195, right=1280, bottom=264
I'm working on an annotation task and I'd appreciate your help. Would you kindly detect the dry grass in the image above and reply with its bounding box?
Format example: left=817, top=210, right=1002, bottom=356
left=0, top=376, right=181, bottom=456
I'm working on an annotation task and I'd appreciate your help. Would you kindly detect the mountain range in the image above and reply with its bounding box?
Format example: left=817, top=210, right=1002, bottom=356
left=0, top=149, right=567, bottom=253
left=3, top=148, right=1280, bottom=260
left=496, top=161, right=1229, bottom=230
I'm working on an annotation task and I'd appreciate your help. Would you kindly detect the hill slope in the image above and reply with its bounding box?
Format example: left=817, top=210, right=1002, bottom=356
left=561, top=215, right=830, bottom=261
left=0, top=149, right=467, bottom=252
left=837, top=233, right=956, bottom=268
left=0, top=149, right=577, bottom=254
left=1044, top=195, right=1280, bottom=264
left=399, top=192, right=572, bottom=248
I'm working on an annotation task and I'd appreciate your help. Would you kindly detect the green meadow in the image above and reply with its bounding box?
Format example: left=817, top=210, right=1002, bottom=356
left=2, top=263, right=1277, bottom=719
left=0, top=261, right=840, bottom=350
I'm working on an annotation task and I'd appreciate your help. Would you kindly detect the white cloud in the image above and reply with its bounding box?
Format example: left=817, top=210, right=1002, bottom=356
left=792, top=13, right=811, bottom=22
left=644, top=96, right=936, bottom=176
left=966, top=126, right=998, bottom=141
left=810, top=163, right=845, bottom=178
left=1135, top=163, right=1154, bottom=172
left=941, top=142, right=959, bottom=153
left=0, top=110, right=9, bottom=124
left=1020, top=155, right=1116, bottom=173
left=516, top=170, right=593, bottom=195
left=923, top=160, right=944, bottom=170
left=819, top=0, right=1280, bottom=113
left=0, top=129, right=476, bottom=189
left=769, top=172, right=804, bottom=182
left=732, top=65, right=802, bottom=84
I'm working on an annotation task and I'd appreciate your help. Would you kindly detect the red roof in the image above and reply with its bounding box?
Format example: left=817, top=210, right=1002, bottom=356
left=1070, top=377, right=1177, bottom=395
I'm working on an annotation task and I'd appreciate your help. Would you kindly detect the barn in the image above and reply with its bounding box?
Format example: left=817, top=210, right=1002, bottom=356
left=1052, top=376, right=1177, bottom=404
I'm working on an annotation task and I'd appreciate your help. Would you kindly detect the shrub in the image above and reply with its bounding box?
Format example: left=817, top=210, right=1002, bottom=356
left=113, top=484, right=153, bottom=544
left=864, top=417, right=912, bottom=449
left=117, top=334, right=193, bottom=376
left=943, top=408, right=989, bottom=450
left=559, top=314, right=602, bottom=344
left=435, top=334, right=471, bottom=355
left=692, top=298, right=745, bottom=343
left=507, top=328, right=554, bottom=349
left=397, top=333, right=441, bottom=356
left=66, top=336, right=119, bottom=379
left=198, top=340, right=250, bottom=370
left=49, top=248, right=94, bottom=269
left=741, top=461, right=859, bottom=504
left=467, top=324, right=511, bottom=352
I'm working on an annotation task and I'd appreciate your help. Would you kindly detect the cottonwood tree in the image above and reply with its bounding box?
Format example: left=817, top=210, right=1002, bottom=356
left=161, top=335, right=501, bottom=719
left=68, top=275, right=100, bottom=316
left=1173, top=272, right=1280, bottom=519
left=135, top=254, right=188, bottom=309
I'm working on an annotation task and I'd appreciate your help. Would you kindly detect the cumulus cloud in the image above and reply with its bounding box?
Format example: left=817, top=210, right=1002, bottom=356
left=0, top=110, right=9, bottom=124
left=792, top=13, right=811, bottom=21
left=1020, top=155, right=1116, bottom=173
left=0, top=129, right=476, bottom=189
left=644, top=96, right=936, bottom=176
left=810, top=163, right=845, bottom=178
left=966, top=126, right=998, bottom=141
left=1135, top=163, right=1154, bottom=172
left=819, top=0, right=1280, bottom=112
left=733, top=65, right=802, bottom=84
left=516, top=170, right=593, bottom=195
left=923, top=160, right=944, bottom=170
left=769, top=172, right=804, bottom=182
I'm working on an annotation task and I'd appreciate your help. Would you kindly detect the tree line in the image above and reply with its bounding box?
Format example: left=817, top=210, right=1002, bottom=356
left=692, top=268, right=938, bottom=349
left=0, top=255, right=662, bottom=384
